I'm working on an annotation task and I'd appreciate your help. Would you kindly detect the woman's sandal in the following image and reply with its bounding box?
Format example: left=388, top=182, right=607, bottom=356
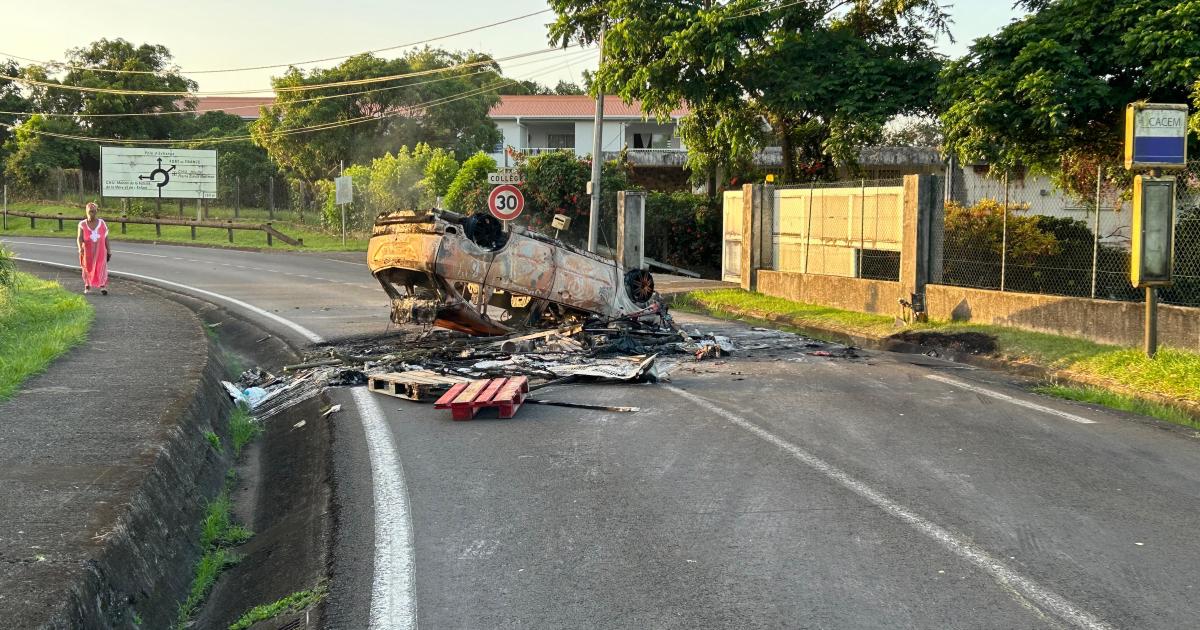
left=101, top=287, right=108, bottom=296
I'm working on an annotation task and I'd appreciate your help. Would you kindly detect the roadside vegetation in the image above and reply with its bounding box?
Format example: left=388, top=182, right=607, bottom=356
left=0, top=255, right=93, bottom=400
left=2, top=202, right=369, bottom=251
left=1033, top=385, right=1199, bottom=430
left=676, top=288, right=1200, bottom=424
left=176, top=480, right=253, bottom=628
left=228, top=585, right=328, bottom=630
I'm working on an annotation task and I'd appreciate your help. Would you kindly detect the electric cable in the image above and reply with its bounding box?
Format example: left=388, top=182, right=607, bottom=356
left=0, top=46, right=571, bottom=97
left=0, top=50, right=598, bottom=146
left=0, top=47, right=598, bottom=119
left=0, top=8, right=554, bottom=75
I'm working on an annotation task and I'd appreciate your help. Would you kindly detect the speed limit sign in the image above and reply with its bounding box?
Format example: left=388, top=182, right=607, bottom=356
left=487, top=184, right=524, bottom=221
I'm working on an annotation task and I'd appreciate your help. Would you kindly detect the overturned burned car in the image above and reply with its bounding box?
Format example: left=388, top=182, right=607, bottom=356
left=367, top=209, right=662, bottom=336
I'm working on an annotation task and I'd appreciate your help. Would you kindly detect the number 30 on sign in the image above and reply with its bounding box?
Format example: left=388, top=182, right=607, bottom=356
left=487, top=184, right=525, bottom=221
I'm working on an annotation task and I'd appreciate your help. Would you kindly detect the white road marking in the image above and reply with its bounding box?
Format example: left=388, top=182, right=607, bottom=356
left=925, top=374, right=1097, bottom=425
left=15, top=255, right=417, bottom=629
left=0, top=238, right=168, bottom=258
left=665, top=385, right=1114, bottom=630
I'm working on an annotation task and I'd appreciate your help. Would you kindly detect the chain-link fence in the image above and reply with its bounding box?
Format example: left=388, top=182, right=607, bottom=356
left=772, top=178, right=905, bottom=282
left=2, top=168, right=330, bottom=227
left=939, top=163, right=1200, bottom=307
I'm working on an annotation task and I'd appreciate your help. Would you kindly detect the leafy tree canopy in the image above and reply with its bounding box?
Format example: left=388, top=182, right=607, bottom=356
left=940, top=0, right=1200, bottom=193
left=252, top=47, right=503, bottom=181
left=548, top=0, right=948, bottom=182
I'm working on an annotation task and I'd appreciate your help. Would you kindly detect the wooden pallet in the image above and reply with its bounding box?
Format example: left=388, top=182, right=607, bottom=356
left=434, top=376, right=529, bottom=420
left=368, top=370, right=471, bottom=402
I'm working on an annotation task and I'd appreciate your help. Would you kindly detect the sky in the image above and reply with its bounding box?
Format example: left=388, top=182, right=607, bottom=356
left=0, top=0, right=1027, bottom=95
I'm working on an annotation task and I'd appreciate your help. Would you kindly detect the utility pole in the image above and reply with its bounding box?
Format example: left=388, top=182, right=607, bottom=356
left=587, top=26, right=606, bottom=253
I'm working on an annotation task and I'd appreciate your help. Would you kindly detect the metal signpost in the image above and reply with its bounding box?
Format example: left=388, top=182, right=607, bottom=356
left=335, top=174, right=353, bottom=246
left=1124, top=103, right=1187, bottom=357
left=101, top=147, right=218, bottom=219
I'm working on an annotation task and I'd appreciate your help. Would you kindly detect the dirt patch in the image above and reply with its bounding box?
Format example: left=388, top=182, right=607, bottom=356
left=890, top=331, right=998, bottom=356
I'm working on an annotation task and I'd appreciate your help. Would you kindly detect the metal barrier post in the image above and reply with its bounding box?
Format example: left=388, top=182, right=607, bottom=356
left=121, top=215, right=127, bottom=234
left=191, top=226, right=196, bottom=240
left=1000, top=171, right=1009, bottom=291
left=57, top=213, right=64, bottom=231
left=266, top=223, right=273, bottom=247
left=227, top=221, right=234, bottom=243
left=155, top=221, right=161, bottom=237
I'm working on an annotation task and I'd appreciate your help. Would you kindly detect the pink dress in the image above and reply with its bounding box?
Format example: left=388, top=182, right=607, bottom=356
left=79, top=219, right=109, bottom=288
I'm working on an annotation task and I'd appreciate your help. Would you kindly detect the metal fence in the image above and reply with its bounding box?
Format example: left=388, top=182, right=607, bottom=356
left=2, top=168, right=330, bottom=226
left=772, top=178, right=905, bottom=281
left=939, top=163, right=1200, bottom=307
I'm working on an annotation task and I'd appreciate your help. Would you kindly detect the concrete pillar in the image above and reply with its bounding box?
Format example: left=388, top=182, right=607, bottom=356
left=741, top=184, right=761, bottom=290
left=901, top=174, right=944, bottom=313
left=616, top=190, right=646, bottom=271
left=739, top=183, right=775, bottom=291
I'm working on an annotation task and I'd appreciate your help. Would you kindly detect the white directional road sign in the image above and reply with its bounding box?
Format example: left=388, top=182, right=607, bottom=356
left=101, top=147, right=217, bottom=199
left=488, top=184, right=524, bottom=221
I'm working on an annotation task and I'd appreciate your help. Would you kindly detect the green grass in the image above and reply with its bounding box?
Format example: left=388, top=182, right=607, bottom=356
left=204, top=431, right=222, bottom=451
left=178, top=488, right=253, bottom=628
left=2, top=202, right=368, bottom=251
left=1034, top=384, right=1199, bottom=430
left=228, top=585, right=328, bottom=630
left=674, top=288, right=899, bottom=337
left=229, top=405, right=262, bottom=457
left=676, top=287, right=1200, bottom=421
left=0, top=271, right=94, bottom=399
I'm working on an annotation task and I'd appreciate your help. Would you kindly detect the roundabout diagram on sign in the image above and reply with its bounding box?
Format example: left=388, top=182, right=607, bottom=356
left=138, top=157, right=176, bottom=198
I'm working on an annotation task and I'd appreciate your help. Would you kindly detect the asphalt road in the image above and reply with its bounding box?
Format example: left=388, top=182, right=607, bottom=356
left=6, top=236, right=1200, bottom=630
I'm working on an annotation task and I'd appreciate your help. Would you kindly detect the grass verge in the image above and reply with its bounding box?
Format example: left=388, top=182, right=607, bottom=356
left=229, top=585, right=328, bottom=630
left=0, top=271, right=94, bottom=399
left=2, top=203, right=368, bottom=251
left=676, top=288, right=1200, bottom=423
left=1034, top=384, right=1199, bottom=430
left=177, top=483, right=253, bottom=628
left=673, top=288, right=899, bottom=337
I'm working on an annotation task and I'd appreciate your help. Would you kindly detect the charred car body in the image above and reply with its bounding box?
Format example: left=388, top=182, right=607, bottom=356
left=367, top=209, right=662, bottom=336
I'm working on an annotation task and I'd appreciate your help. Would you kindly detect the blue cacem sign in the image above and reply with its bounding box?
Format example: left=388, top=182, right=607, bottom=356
left=1125, top=103, right=1189, bottom=170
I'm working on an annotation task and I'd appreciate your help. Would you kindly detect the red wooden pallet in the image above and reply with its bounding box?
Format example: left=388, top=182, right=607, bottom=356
left=433, top=376, right=529, bottom=420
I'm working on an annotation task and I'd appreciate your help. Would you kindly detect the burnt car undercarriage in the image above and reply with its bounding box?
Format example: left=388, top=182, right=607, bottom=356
left=367, top=210, right=665, bottom=336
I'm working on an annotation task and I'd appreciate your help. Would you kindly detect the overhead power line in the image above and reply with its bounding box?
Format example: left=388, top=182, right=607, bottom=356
left=0, top=51, right=598, bottom=146
left=0, top=8, right=554, bottom=75
left=0, top=47, right=572, bottom=97
left=0, top=47, right=598, bottom=119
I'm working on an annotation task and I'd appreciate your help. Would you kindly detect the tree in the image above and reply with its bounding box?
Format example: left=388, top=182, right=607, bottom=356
left=939, top=0, right=1200, bottom=198
left=0, top=59, right=30, bottom=177
left=50, top=39, right=197, bottom=142
left=2, top=115, right=96, bottom=193
left=252, top=48, right=502, bottom=182
left=548, top=0, right=947, bottom=183
left=514, top=150, right=628, bottom=245
left=443, top=152, right=497, bottom=213
left=183, top=112, right=279, bottom=206
left=3, top=39, right=198, bottom=187
left=552, top=80, right=585, bottom=95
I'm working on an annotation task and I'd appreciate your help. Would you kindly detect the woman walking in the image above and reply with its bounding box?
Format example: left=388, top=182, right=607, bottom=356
left=77, top=202, right=110, bottom=295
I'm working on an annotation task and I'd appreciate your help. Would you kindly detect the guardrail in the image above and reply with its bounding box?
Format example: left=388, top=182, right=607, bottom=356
left=0, top=210, right=302, bottom=247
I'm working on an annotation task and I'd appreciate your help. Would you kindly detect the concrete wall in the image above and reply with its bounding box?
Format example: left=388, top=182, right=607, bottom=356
left=926, top=284, right=1200, bottom=351
left=759, top=270, right=907, bottom=317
